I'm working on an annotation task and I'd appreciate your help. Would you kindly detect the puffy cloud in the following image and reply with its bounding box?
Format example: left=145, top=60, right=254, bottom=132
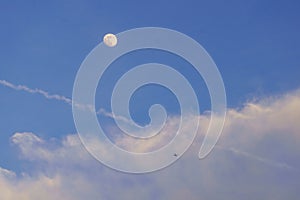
left=1, top=89, right=300, bottom=199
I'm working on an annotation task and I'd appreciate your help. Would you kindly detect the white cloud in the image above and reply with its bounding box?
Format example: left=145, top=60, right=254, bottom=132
left=0, top=167, right=16, bottom=178
left=0, top=80, right=72, bottom=105
left=0, top=79, right=136, bottom=123
left=1, top=89, right=300, bottom=199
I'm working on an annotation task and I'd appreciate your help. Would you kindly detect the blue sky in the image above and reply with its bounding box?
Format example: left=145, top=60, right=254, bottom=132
left=0, top=0, right=300, bottom=199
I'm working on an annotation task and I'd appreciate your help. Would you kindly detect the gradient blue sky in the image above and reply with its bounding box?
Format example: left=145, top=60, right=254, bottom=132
left=0, top=1, right=300, bottom=199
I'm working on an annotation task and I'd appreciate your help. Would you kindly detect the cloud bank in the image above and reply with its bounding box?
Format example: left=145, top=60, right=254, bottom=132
left=1, top=89, right=300, bottom=199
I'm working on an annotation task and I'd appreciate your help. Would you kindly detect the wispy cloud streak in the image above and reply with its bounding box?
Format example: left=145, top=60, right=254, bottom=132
left=216, top=145, right=295, bottom=170
left=0, top=80, right=72, bottom=105
left=0, top=79, right=130, bottom=123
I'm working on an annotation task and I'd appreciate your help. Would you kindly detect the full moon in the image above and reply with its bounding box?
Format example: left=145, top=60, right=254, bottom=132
left=103, top=33, right=117, bottom=47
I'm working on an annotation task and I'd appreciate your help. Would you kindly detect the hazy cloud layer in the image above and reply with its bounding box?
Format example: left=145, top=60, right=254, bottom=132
left=1, top=89, right=300, bottom=199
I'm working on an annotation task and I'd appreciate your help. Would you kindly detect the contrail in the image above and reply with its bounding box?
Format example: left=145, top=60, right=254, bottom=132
left=216, top=145, right=295, bottom=171
left=0, top=79, right=131, bottom=123
left=0, top=80, right=72, bottom=105
left=97, top=108, right=134, bottom=125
